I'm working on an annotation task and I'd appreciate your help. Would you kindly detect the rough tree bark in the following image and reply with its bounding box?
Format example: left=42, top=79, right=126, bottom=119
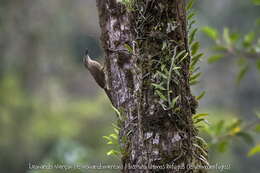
left=94, top=0, right=207, bottom=172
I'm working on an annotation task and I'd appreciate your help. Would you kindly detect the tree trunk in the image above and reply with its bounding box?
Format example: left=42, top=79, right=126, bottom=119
left=95, top=0, right=207, bottom=172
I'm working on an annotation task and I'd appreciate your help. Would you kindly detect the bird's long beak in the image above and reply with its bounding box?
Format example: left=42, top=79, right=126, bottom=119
left=85, top=49, right=89, bottom=56
left=83, top=49, right=89, bottom=65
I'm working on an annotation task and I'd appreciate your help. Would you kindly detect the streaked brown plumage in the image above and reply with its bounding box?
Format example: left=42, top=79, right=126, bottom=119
left=83, top=49, right=105, bottom=89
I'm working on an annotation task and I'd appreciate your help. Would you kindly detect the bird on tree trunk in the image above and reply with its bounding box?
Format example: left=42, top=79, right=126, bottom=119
left=83, top=49, right=106, bottom=89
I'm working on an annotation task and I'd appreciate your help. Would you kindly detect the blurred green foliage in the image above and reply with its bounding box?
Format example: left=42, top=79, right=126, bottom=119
left=0, top=74, right=119, bottom=173
left=198, top=1, right=260, bottom=171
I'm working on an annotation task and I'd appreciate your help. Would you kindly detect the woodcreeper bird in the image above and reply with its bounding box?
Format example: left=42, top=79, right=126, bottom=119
left=83, top=49, right=105, bottom=89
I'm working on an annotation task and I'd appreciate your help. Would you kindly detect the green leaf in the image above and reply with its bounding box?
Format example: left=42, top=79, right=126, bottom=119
left=248, top=144, right=260, bottom=157
left=193, top=113, right=209, bottom=120
left=171, top=96, right=179, bottom=108
left=175, top=50, right=187, bottom=60
left=188, top=20, right=196, bottom=29
left=255, top=124, right=260, bottom=132
left=156, top=71, right=168, bottom=79
left=108, top=141, right=114, bottom=145
left=196, top=91, right=206, bottom=100
left=198, top=155, right=209, bottom=166
left=110, top=133, right=118, bottom=140
left=191, top=53, right=204, bottom=68
left=173, top=67, right=181, bottom=70
left=243, top=32, right=255, bottom=48
left=124, top=43, right=133, bottom=53
left=223, top=27, right=232, bottom=46
left=189, top=79, right=199, bottom=86
left=155, top=90, right=167, bottom=101
left=194, top=118, right=206, bottom=124
left=173, top=69, right=181, bottom=77
left=207, top=54, right=224, bottom=63
left=186, top=0, right=195, bottom=10
left=107, top=150, right=114, bottom=156
left=236, top=65, right=249, bottom=84
left=195, top=136, right=208, bottom=147
left=191, top=42, right=200, bottom=56
left=178, top=53, right=189, bottom=63
left=107, top=149, right=120, bottom=156
left=103, top=136, right=111, bottom=141
left=187, top=12, right=196, bottom=21
left=151, top=83, right=166, bottom=91
left=190, top=72, right=201, bottom=81
left=189, top=28, right=198, bottom=44
left=111, top=105, right=122, bottom=119
left=114, top=128, right=119, bottom=134
left=160, top=64, right=166, bottom=71
left=193, top=143, right=207, bottom=156
left=201, top=26, right=218, bottom=41
left=230, top=32, right=240, bottom=43
left=252, top=0, right=260, bottom=5
left=112, top=123, right=120, bottom=130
